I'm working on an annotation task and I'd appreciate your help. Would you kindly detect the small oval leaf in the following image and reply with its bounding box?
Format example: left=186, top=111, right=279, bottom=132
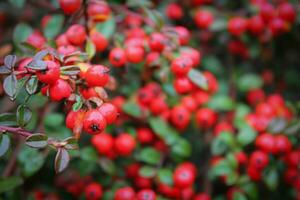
left=0, top=134, right=10, bottom=157
left=25, top=134, right=48, bottom=148
left=3, top=74, right=17, bottom=99
left=55, top=148, right=70, bottom=173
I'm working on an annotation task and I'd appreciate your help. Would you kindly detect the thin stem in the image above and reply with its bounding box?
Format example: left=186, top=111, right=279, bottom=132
left=0, top=126, right=32, bottom=138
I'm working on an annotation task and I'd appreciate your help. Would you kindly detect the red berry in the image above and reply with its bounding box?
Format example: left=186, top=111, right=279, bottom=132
left=114, top=187, right=135, bottom=200
left=165, top=3, right=183, bottom=20
left=83, top=109, right=107, bottom=135
left=213, top=121, right=234, bottom=136
left=56, top=34, right=70, bottom=47
left=194, top=193, right=211, bottom=200
left=278, top=3, right=296, bottom=23
left=125, top=46, right=145, bottom=63
left=247, top=165, right=262, bottom=181
left=85, top=65, right=109, bottom=87
left=126, top=163, right=140, bottom=178
left=57, top=45, right=77, bottom=55
left=194, top=10, right=214, bottom=29
left=248, top=16, right=265, bottom=35
left=26, top=31, right=46, bottom=49
left=269, top=17, right=286, bottom=36
left=98, top=103, right=118, bottom=124
left=246, top=89, right=265, bottom=106
left=36, top=61, right=60, bottom=85
left=173, top=164, right=195, bottom=188
left=171, top=57, right=193, bottom=77
left=114, top=133, right=136, bottom=156
left=91, top=31, right=108, bottom=52
left=65, top=109, right=85, bottom=129
left=181, top=95, right=197, bottom=112
left=195, top=108, right=217, bottom=129
left=137, top=128, right=155, bottom=144
left=49, top=79, right=72, bottom=101
left=170, top=105, right=191, bottom=130
left=203, top=71, right=218, bottom=94
left=87, top=2, right=111, bottom=22
left=249, top=150, right=269, bottom=170
left=150, top=96, right=168, bottom=115
left=235, top=151, right=248, bottom=166
left=84, top=182, right=103, bottom=200
left=136, top=189, right=156, bottom=200
left=109, top=48, right=127, bottom=67
left=174, top=77, right=193, bottom=94
left=175, top=26, right=190, bottom=45
left=138, top=87, right=155, bottom=105
left=66, top=24, right=87, bottom=46
left=228, top=17, right=248, bottom=36
left=148, top=33, right=166, bottom=52
left=260, top=3, right=275, bottom=22
left=91, top=132, right=114, bottom=154
left=134, top=176, right=152, bottom=189
left=255, top=133, right=275, bottom=153
left=273, top=135, right=292, bottom=154
left=59, top=0, right=81, bottom=15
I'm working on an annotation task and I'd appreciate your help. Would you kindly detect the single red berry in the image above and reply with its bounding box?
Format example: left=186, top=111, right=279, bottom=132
left=125, top=46, right=145, bottom=63
left=268, top=17, right=286, bottom=36
left=194, top=193, right=211, bottom=200
left=150, top=96, right=168, bottom=115
left=66, top=24, right=87, bottom=46
left=174, top=77, right=193, bottom=94
left=114, top=187, right=136, bottom=200
left=136, top=189, right=156, bottom=200
left=248, top=15, right=265, bottom=35
left=87, top=2, right=111, bottom=22
left=181, top=48, right=201, bottom=67
left=203, top=71, right=218, bottom=94
left=91, top=132, right=114, bottom=154
left=278, top=3, right=296, bottom=23
left=165, top=3, right=183, bottom=20
left=255, top=102, right=275, bottom=118
left=114, top=133, right=136, bottom=156
left=249, top=150, right=269, bottom=170
left=285, top=150, right=300, bottom=167
left=284, top=167, right=298, bottom=185
left=134, top=175, right=152, bottom=189
left=170, top=105, right=191, bottom=130
left=85, top=65, right=109, bottom=87
left=181, top=187, right=195, bottom=200
left=126, top=163, right=140, bottom=178
left=148, top=33, right=166, bottom=52
left=98, top=103, right=118, bottom=124
left=49, top=79, right=72, bottom=101
left=235, top=151, right=248, bottom=166
left=246, top=89, right=265, bottom=106
left=138, top=87, right=155, bottom=105
left=255, top=133, right=275, bottom=153
left=193, top=90, right=210, bottom=105
left=195, top=108, right=217, bottom=129
left=228, top=17, right=248, bottom=36
left=36, top=61, right=60, bottom=85
left=213, top=121, right=234, bottom=136
left=175, top=26, right=190, bottom=45
left=273, top=135, right=292, bottom=154
left=171, top=57, right=193, bottom=77
left=91, top=31, right=108, bottom=52
left=56, top=34, right=70, bottom=47
left=26, top=31, right=46, bottom=49
left=59, top=0, right=81, bottom=15
left=65, top=109, right=85, bottom=129
left=137, top=128, right=155, bottom=144
left=247, top=165, right=262, bottom=181
left=260, top=3, right=276, bottom=22
left=194, top=10, right=214, bottom=29
left=181, top=96, right=197, bottom=112
left=83, top=109, right=107, bottom=135
left=84, top=182, right=103, bottom=200
left=173, top=165, right=195, bottom=188
left=57, top=45, right=77, bottom=55
left=109, top=48, right=127, bottom=67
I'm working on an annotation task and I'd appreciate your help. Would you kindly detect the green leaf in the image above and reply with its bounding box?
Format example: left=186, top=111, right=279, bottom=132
left=25, top=76, right=38, bottom=95
left=237, top=125, right=257, bottom=146
left=238, top=74, right=263, bottom=92
left=210, top=18, right=227, bottom=32
left=98, top=158, right=116, bottom=175
left=44, top=113, right=64, bottom=128
left=4, top=55, right=17, bottom=69
left=188, top=69, right=208, bottom=90
left=0, top=134, right=10, bottom=157
left=0, top=113, right=17, bottom=126
left=233, top=191, right=247, bottom=200
left=263, top=168, right=278, bottom=191
left=16, top=105, right=32, bottom=127
left=8, top=0, right=25, bottom=8
left=25, top=134, right=48, bottom=148
left=211, top=132, right=234, bottom=155
left=18, top=147, right=44, bottom=177
left=3, top=74, right=17, bottom=99
left=201, top=56, right=224, bottom=75
left=72, top=95, right=83, bottom=111
left=207, top=95, right=235, bottom=111
left=122, top=102, right=142, bottom=118
left=55, top=148, right=70, bottom=173
left=143, top=8, right=164, bottom=30
left=0, top=66, right=11, bottom=74
left=43, top=14, right=64, bottom=39
left=157, top=168, right=173, bottom=185
left=139, top=166, right=157, bottom=178
left=211, top=160, right=232, bottom=177
left=26, top=60, right=47, bottom=70
left=64, top=137, right=78, bottom=150
left=0, top=176, right=23, bottom=193
left=85, top=38, right=96, bottom=60
left=95, top=16, right=116, bottom=39
left=13, top=23, right=33, bottom=44
left=241, top=182, right=258, bottom=200
left=138, top=147, right=161, bottom=165
left=171, top=139, right=192, bottom=158
left=80, top=147, right=98, bottom=163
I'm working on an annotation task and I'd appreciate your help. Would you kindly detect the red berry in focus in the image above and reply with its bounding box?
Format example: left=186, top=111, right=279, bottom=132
left=66, top=24, right=87, bottom=46
left=125, top=46, right=145, bottom=63
left=109, top=48, right=127, bottom=67
left=36, top=61, right=60, bottom=85
left=83, top=109, right=107, bottom=135
left=173, top=164, right=195, bottom=188
left=196, top=108, right=217, bottom=129
left=85, top=65, right=109, bottom=87
left=49, top=79, right=72, bottom=101
left=84, top=182, right=103, bottom=200
left=249, top=150, right=269, bottom=170
left=98, top=103, right=118, bottom=124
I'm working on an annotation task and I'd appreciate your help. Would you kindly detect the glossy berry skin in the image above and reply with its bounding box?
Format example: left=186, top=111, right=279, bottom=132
left=278, top=3, right=296, bottom=23
left=91, top=31, right=108, bottom=52
left=150, top=97, right=168, bottom=115
left=26, top=31, right=46, bottom=49
left=87, top=2, right=111, bottom=22
left=137, top=128, right=155, bottom=144
left=174, top=77, right=193, bottom=94
left=114, top=133, right=136, bottom=156
left=170, top=105, right=190, bottom=130
left=85, top=65, right=109, bottom=87
left=66, top=24, right=86, bottom=46
left=203, top=71, right=218, bottom=94
left=173, top=165, right=195, bottom=188
left=114, top=187, right=136, bottom=200
left=248, top=16, right=265, bottom=35
left=49, top=79, right=72, bottom=101
left=195, top=108, right=217, bottom=129
left=273, top=135, right=292, bottom=154
left=194, top=10, right=214, bottom=29
left=148, top=33, right=165, bottom=52
left=247, top=165, right=262, bottom=181
left=260, top=3, right=275, bottom=22
left=84, top=182, right=103, bottom=200
left=255, top=133, right=274, bottom=153
left=36, top=61, right=60, bottom=85
left=181, top=96, right=197, bottom=112
left=228, top=17, right=248, bottom=36
left=165, top=3, right=183, bottom=20
left=109, top=48, right=127, bottom=67
left=249, top=150, right=269, bottom=170
left=65, top=110, right=85, bottom=129
left=136, top=189, right=156, bottom=200
left=125, top=46, right=145, bottom=63
left=59, top=0, right=81, bottom=15
left=247, top=89, right=265, bottom=106
left=98, top=103, right=118, bottom=124
left=83, top=109, right=107, bottom=135
left=175, top=26, right=190, bottom=45
left=269, top=18, right=286, bottom=36
left=171, top=57, right=193, bottom=77
left=194, top=193, right=211, bottom=200
left=91, top=132, right=114, bottom=154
